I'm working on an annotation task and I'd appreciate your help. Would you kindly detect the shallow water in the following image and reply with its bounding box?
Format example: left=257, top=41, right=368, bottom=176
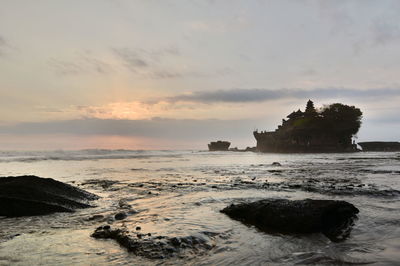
left=0, top=150, right=399, bottom=265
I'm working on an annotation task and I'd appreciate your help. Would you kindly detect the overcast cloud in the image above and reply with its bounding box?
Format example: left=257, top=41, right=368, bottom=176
left=167, top=88, right=400, bottom=103
left=0, top=118, right=259, bottom=142
left=1, top=1, right=400, bottom=149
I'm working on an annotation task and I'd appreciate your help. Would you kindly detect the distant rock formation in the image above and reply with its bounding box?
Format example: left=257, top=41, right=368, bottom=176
left=208, top=141, right=230, bottom=151
left=229, top=146, right=256, bottom=152
left=221, top=198, right=359, bottom=242
left=254, top=100, right=362, bottom=153
left=0, top=175, right=98, bottom=217
left=358, top=141, right=400, bottom=151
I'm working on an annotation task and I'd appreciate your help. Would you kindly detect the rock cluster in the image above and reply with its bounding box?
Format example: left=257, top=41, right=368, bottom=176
left=91, top=225, right=217, bottom=259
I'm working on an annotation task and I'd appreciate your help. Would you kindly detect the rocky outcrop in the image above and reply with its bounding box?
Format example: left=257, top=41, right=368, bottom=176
left=254, top=101, right=362, bottom=153
left=208, top=141, right=230, bottom=151
left=229, top=146, right=256, bottom=152
left=0, top=175, right=99, bottom=217
left=358, top=141, right=400, bottom=151
left=91, top=225, right=218, bottom=259
left=221, top=198, right=359, bottom=242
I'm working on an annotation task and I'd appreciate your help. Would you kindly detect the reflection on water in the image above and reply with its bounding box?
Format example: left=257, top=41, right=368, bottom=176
left=0, top=150, right=399, bottom=265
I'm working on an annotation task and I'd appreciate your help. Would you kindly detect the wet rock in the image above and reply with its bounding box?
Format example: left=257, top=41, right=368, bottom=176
left=87, top=214, right=105, bottom=221
left=128, top=209, right=139, bottom=215
left=81, top=179, right=120, bottom=190
left=118, top=199, right=132, bottom=209
left=0, top=175, right=99, bottom=217
left=115, top=212, right=127, bottom=220
left=264, top=178, right=400, bottom=198
left=3, top=233, right=21, bottom=241
left=91, top=225, right=217, bottom=259
left=221, top=198, right=359, bottom=242
left=267, top=169, right=283, bottom=173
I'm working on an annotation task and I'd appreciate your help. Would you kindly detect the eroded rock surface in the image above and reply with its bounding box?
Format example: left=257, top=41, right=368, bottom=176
left=221, top=198, right=359, bottom=242
left=263, top=178, right=400, bottom=198
left=0, top=175, right=99, bottom=217
left=91, top=225, right=218, bottom=259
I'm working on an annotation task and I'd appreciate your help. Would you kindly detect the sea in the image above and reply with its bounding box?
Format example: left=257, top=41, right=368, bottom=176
left=0, top=150, right=399, bottom=265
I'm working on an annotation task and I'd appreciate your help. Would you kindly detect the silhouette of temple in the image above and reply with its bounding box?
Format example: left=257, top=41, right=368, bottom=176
left=254, top=100, right=361, bottom=153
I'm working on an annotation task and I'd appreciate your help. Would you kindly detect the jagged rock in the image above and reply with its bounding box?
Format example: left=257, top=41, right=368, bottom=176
left=91, top=225, right=216, bottom=259
left=0, top=175, right=99, bottom=217
left=221, top=198, right=359, bottom=242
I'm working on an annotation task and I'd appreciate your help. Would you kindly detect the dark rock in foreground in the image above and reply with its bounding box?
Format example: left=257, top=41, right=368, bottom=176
left=221, top=198, right=359, bottom=242
left=0, top=175, right=99, bottom=217
left=91, top=225, right=218, bottom=259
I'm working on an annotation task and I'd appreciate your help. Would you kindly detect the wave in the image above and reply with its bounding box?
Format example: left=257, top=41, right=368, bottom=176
left=0, top=149, right=193, bottom=163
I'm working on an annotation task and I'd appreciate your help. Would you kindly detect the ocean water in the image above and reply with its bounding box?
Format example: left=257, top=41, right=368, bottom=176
left=0, top=150, right=399, bottom=265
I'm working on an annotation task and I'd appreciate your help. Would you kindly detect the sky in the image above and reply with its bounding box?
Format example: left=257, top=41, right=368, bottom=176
left=0, top=0, right=400, bottom=150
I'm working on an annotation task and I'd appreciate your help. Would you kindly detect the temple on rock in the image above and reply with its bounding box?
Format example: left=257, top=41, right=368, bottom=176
left=253, top=100, right=362, bottom=153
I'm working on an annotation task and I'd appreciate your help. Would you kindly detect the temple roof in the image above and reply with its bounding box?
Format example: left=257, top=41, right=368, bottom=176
left=287, top=109, right=303, bottom=119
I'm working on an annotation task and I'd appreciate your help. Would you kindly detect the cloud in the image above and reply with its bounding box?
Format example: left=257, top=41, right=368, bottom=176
left=111, top=46, right=232, bottom=79
left=48, top=58, right=84, bottom=75
left=48, top=47, right=185, bottom=78
left=111, top=46, right=194, bottom=79
left=112, top=46, right=179, bottom=71
left=112, top=47, right=148, bottom=70
left=300, top=69, right=318, bottom=76
left=371, top=19, right=400, bottom=45
left=48, top=51, right=112, bottom=75
left=147, top=70, right=182, bottom=79
left=371, top=114, right=400, bottom=125
left=79, top=53, right=112, bottom=74
left=188, top=16, right=249, bottom=33
left=0, top=35, right=6, bottom=48
left=167, top=88, right=400, bottom=103
left=0, top=35, right=10, bottom=57
left=0, top=118, right=258, bottom=141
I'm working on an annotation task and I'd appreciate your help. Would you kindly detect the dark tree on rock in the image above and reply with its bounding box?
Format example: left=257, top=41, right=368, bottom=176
left=321, top=103, right=362, bottom=145
left=305, top=100, right=317, bottom=115
left=254, top=100, right=363, bottom=152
